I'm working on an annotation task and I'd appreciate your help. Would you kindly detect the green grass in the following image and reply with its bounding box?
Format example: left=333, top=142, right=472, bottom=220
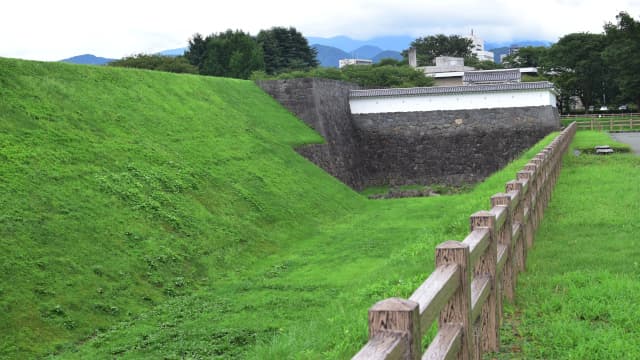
left=1, top=57, right=557, bottom=359
left=496, top=131, right=640, bottom=359
left=362, top=184, right=473, bottom=198
left=570, top=131, right=631, bottom=153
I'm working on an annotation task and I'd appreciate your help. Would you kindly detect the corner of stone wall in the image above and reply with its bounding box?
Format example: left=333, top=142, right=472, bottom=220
left=256, top=78, right=365, bottom=190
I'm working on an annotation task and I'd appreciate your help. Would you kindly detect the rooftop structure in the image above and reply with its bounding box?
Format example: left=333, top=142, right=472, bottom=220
left=349, top=81, right=555, bottom=99
left=421, top=56, right=475, bottom=74
left=463, top=69, right=521, bottom=85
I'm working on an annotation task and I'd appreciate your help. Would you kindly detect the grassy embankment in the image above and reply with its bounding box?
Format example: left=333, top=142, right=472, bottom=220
left=1, top=57, right=556, bottom=359
left=497, top=131, right=640, bottom=359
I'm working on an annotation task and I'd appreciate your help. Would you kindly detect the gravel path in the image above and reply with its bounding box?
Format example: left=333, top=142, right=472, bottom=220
left=610, top=132, right=640, bottom=155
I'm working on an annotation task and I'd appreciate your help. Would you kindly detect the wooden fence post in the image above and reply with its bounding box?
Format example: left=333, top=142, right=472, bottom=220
left=491, top=193, right=514, bottom=303
left=368, top=298, right=421, bottom=360
left=537, top=152, right=551, bottom=209
left=436, top=241, right=473, bottom=360
left=470, top=211, right=498, bottom=353
left=506, top=180, right=526, bottom=273
left=517, top=170, right=535, bottom=249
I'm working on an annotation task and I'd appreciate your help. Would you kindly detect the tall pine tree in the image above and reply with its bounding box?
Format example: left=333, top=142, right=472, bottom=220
left=185, top=30, right=264, bottom=79
left=257, top=27, right=318, bottom=74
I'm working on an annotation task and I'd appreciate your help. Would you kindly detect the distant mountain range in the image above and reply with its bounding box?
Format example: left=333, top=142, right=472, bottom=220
left=58, top=37, right=552, bottom=67
left=311, top=44, right=403, bottom=67
left=157, top=48, right=187, bottom=56
left=307, top=35, right=413, bottom=52
left=308, top=35, right=410, bottom=67
left=308, top=36, right=552, bottom=67
left=60, top=54, right=116, bottom=65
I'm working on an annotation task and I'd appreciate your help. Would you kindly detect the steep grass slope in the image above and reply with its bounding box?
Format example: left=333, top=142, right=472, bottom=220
left=1, top=58, right=555, bottom=358
left=0, top=58, right=364, bottom=357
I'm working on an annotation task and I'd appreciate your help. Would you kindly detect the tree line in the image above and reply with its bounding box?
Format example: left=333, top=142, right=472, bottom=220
left=253, top=58, right=434, bottom=88
left=110, top=26, right=432, bottom=88
left=110, top=27, right=318, bottom=78
left=108, top=11, right=640, bottom=108
left=503, top=12, right=639, bottom=112
left=399, top=12, right=640, bottom=112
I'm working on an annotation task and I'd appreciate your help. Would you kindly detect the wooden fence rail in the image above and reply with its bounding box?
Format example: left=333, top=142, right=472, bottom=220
left=353, top=122, right=577, bottom=360
left=560, top=112, right=640, bottom=119
left=573, top=118, right=640, bottom=131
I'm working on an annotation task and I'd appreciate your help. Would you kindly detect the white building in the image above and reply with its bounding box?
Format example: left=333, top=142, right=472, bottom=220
left=338, top=58, right=373, bottom=68
left=416, top=56, right=475, bottom=86
left=466, top=30, right=495, bottom=62
left=349, top=82, right=557, bottom=114
left=421, top=61, right=538, bottom=87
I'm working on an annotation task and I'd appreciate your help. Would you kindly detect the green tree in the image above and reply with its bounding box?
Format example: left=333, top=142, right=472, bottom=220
left=546, top=32, right=611, bottom=111
left=256, top=27, right=318, bottom=74
left=603, top=12, right=640, bottom=110
left=109, top=54, right=198, bottom=74
left=502, top=46, right=548, bottom=68
left=254, top=65, right=434, bottom=88
left=464, top=56, right=504, bottom=70
left=404, top=34, right=473, bottom=66
left=185, top=30, right=264, bottom=79
left=374, top=58, right=406, bottom=67
left=341, top=65, right=433, bottom=87
left=185, top=33, right=207, bottom=69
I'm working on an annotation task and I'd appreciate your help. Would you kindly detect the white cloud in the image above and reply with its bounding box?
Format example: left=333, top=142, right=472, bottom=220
left=1, top=0, right=639, bottom=60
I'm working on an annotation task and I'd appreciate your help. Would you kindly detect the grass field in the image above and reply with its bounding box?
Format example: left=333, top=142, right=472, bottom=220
left=1, top=57, right=558, bottom=359
left=497, top=131, right=640, bottom=359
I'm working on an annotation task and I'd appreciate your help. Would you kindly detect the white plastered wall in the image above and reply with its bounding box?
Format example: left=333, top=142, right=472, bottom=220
left=350, top=89, right=557, bottom=114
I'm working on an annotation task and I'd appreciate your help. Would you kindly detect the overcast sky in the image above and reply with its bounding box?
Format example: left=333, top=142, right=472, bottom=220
left=2, top=0, right=640, bottom=61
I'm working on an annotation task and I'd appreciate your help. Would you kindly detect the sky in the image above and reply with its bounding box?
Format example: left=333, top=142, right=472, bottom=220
left=2, top=0, right=640, bottom=61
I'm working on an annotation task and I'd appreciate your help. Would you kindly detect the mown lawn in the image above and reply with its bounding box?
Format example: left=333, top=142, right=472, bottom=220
left=0, top=57, right=558, bottom=359
left=497, top=131, right=640, bottom=359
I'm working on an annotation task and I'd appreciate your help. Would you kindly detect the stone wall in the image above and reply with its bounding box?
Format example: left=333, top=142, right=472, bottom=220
left=257, top=78, right=559, bottom=190
left=352, top=106, right=559, bottom=186
left=257, top=78, right=365, bottom=189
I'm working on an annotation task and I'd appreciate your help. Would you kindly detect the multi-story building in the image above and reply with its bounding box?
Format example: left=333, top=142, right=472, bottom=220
left=466, top=30, right=495, bottom=62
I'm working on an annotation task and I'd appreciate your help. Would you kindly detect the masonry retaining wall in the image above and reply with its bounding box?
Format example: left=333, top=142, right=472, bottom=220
left=258, top=78, right=365, bottom=189
left=257, top=78, right=560, bottom=190
left=352, top=106, right=559, bottom=186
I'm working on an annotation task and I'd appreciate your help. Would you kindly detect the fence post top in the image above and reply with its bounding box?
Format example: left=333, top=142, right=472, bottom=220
left=370, top=297, right=419, bottom=312
left=517, top=170, right=533, bottom=181
left=436, top=240, right=469, bottom=250
left=506, top=179, right=521, bottom=187
left=471, top=210, right=494, bottom=217
left=491, top=193, right=511, bottom=207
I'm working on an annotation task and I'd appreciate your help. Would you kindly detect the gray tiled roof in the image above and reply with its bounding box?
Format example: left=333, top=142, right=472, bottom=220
left=349, top=81, right=555, bottom=98
left=463, top=69, right=521, bottom=84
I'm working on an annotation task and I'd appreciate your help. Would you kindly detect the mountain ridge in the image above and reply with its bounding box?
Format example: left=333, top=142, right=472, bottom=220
left=60, top=54, right=116, bottom=65
left=58, top=37, right=552, bottom=67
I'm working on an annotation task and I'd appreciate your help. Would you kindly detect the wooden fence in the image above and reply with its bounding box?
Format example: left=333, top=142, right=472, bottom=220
left=560, top=113, right=640, bottom=131
left=573, top=118, right=639, bottom=131
left=352, top=122, right=577, bottom=360
left=560, top=112, right=640, bottom=119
